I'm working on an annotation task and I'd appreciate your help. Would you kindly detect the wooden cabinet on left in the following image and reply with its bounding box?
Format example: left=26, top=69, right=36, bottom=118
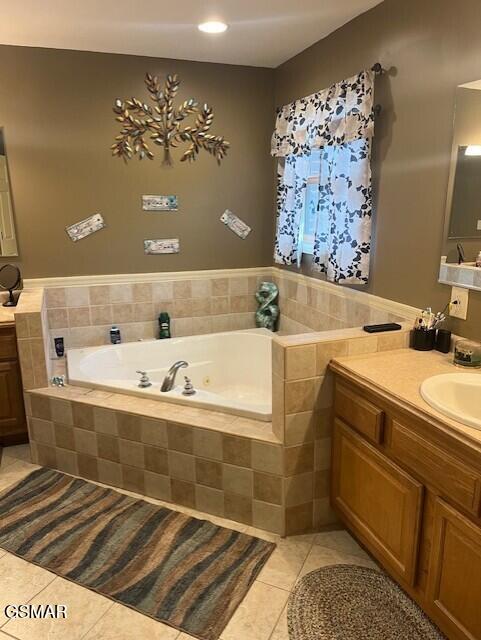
left=0, top=324, right=27, bottom=445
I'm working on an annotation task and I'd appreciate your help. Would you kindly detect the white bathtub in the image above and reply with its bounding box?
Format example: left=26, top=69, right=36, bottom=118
left=67, top=328, right=273, bottom=421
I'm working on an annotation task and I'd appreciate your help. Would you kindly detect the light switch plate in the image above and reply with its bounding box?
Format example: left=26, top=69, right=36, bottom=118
left=449, top=286, right=469, bottom=320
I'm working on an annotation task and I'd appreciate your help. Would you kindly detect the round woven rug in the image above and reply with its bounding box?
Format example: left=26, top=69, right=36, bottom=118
left=288, top=565, right=445, bottom=640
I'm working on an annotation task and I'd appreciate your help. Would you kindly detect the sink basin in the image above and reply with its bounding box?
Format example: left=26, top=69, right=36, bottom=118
left=420, top=373, right=481, bottom=430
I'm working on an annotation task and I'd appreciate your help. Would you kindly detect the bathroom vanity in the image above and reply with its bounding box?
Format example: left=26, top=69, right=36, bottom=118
left=0, top=321, right=26, bottom=445
left=329, top=349, right=481, bottom=640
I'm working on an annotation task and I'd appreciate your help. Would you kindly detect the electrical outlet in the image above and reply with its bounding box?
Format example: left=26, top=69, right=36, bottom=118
left=449, top=286, right=469, bottom=320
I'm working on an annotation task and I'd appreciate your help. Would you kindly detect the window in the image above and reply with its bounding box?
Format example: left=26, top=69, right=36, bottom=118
left=302, top=150, right=321, bottom=255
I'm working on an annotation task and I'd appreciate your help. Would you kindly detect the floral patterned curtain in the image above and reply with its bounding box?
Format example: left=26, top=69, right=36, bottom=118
left=272, top=70, right=375, bottom=284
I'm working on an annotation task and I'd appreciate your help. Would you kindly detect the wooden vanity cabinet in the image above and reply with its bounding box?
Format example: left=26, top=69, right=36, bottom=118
left=0, top=324, right=27, bottom=445
left=330, top=374, right=481, bottom=640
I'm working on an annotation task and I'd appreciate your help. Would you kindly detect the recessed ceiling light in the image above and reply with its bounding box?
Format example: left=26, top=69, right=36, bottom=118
left=198, top=21, right=228, bottom=34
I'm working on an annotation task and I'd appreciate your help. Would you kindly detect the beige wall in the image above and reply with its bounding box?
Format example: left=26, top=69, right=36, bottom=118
left=0, top=45, right=275, bottom=278
left=274, top=0, right=481, bottom=340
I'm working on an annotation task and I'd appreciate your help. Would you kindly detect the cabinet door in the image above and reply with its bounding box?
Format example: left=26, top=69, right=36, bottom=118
left=0, top=360, right=26, bottom=441
left=427, top=498, right=481, bottom=640
left=331, top=419, right=423, bottom=585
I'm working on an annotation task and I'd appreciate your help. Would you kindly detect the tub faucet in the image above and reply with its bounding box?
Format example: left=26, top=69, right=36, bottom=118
left=161, top=361, right=188, bottom=392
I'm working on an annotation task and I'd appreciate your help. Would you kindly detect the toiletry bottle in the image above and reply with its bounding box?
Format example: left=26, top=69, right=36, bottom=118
left=476, top=251, right=481, bottom=267
left=158, top=312, right=171, bottom=339
left=110, top=325, right=121, bottom=344
left=54, top=337, right=65, bottom=357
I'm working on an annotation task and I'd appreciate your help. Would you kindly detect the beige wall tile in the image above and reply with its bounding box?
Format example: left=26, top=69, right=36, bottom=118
left=119, top=438, right=145, bottom=468
left=74, top=428, right=98, bottom=457
left=285, top=378, right=318, bottom=414
left=93, top=407, right=118, bottom=435
left=78, top=454, right=99, bottom=481
left=225, top=492, right=252, bottom=525
left=90, top=305, right=113, bottom=326
left=117, top=413, right=141, bottom=441
left=193, top=428, right=223, bottom=460
left=110, top=284, right=133, bottom=304
left=314, top=438, right=331, bottom=471
left=252, top=500, right=284, bottom=534
left=14, top=313, right=29, bottom=338
left=285, top=345, right=317, bottom=380
left=54, top=423, right=75, bottom=450
left=223, top=435, right=251, bottom=468
left=133, top=302, right=154, bottom=322
left=230, top=296, right=249, bottom=313
left=167, top=423, right=193, bottom=453
left=152, top=281, right=174, bottom=301
left=97, top=458, right=122, bottom=487
left=313, top=497, right=337, bottom=528
left=195, top=458, right=223, bottom=489
left=65, top=287, right=89, bottom=308
left=192, top=317, right=213, bottom=335
left=168, top=450, right=195, bottom=482
left=347, top=336, right=379, bottom=356
left=122, top=465, right=145, bottom=493
left=223, top=464, right=253, bottom=497
left=195, top=485, right=224, bottom=517
left=253, top=472, right=283, bottom=505
left=284, top=443, right=314, bottom=476
left=46, top=288, right=66, bottom=308
left=229, top=277, right=248, bottom=296
left=55, top=447, right=78, bottom=476
left=173, top=299, right=193, bottom=318
left=314, top=469, right=330, bottom=499
left=191, top=298, right=212, bottom=317
left=144, top=470, right=171, bottom=501
left=252, top=442, right=283, bottom=475
left=284, top=472, right=314, bottom=507
left=47, top=308, right=69, bottom=330
left=377, top=331, right=410, bottom=351
left=68, top=307, right=91, bottom=328
left=285, top=411, right=316, bottom=446
left=50, top=398, right=73, bottom=425
left=112, top=303, right=135, bottom=323
left=285, top=502, right=313, bottom=535
left=211, top=297, right=229, bottom=315
left=314, top=373, right=334, bottom=411
left=141, top=417, right=168, bottom=447
left=132, top=282, right=152, bottom=303
left=272, top=373, right=285, bottom=443
left=171, top=478, right=195, bottom=508
left=144, top=445, right=169, bottom=475
left=272, top=341, right=285, bottom=379
left=97, top=433, right=120, bottom=462
left=36, top=443, right=57, bottom=467
left=191, top=279, right=211, bottom=298
left=29, top=417, right=55, bottom=444
left=31, top=394, right=52, bottom=420
left=89, top=285, right=111, bottom=306
left=173, top=281, right=192, bottom=299
left=72, top=403, right=94, bottom=430
left=211, top=278, right=228, bottom=296
left=316, top=340, right=349, bottom=375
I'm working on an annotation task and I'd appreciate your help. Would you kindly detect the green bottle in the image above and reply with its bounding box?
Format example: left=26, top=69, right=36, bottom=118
left=158, top=312, right=171, bottom=339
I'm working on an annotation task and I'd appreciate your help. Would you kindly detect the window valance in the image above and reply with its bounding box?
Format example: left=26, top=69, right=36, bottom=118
left=271, top=70, right=375, bottom=158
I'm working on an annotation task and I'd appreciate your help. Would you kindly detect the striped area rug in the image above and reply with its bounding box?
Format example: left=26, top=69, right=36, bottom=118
left=0, top=468, right=275, bottom=640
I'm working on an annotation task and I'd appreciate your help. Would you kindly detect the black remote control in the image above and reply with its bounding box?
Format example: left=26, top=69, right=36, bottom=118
left=363, top=322, right=402, bottom=333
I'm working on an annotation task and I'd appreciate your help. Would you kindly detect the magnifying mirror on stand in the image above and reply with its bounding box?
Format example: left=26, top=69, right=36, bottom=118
left=0, top=264, right=21, bottom=307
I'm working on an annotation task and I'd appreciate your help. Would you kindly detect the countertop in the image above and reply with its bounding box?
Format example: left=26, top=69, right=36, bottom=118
left=0, top=288, right=44, bottom=324
left=330, top=348, right=481, bottom=448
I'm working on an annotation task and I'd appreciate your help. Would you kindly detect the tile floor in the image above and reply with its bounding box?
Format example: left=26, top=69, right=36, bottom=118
left=0, top=444, right=378, bottom=640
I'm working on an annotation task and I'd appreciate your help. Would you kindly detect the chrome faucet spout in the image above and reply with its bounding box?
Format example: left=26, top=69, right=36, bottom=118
left=161, top=360, right=189, bottom=392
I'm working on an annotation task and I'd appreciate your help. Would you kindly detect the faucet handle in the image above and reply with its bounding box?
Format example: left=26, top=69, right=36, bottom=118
left=136, top=370, right=152, bottom=388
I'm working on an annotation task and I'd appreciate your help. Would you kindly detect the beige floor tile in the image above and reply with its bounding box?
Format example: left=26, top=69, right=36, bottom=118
left=313, top=529, right=370, bottom=559
left=269, top=605, right=288, bottom=640
left=221, top=581, right=288, bottom=640
left=4, top=577, right=111, bottom=640
left=177, top=634, right=197, bottom=640
left=0, top=632, right=20, bottom=639
left=0, top=453, right=18, bottom=471
left=0, top=460, right=40, bottom=492
left=83, top=603, right=179, bottom=640
left=298, top=545, right=378, bottom=580
left=2, top=444, right=32, bottom=463
left=257, top=537, right=313, bottom=591
left=0, top=554, right=56, bottom=627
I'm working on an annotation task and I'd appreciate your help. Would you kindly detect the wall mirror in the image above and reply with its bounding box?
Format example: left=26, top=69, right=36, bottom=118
left=0, top=128, right=18, bottom=257
left=439, top=81, right=481, bottom=291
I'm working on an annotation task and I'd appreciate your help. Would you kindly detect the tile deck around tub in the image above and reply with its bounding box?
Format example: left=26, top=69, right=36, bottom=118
left=0, top=443, right=377, bottom=640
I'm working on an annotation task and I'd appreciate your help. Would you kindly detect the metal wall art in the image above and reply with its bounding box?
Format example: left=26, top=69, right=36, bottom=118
left=111, top=73, right=230, bottom=167
left=220, top=209, right=251, bottom=239
left=66, top=213, right=106, bottom=242
left=144, top=238, right=180, bottom=255
left=142, top=195, right=178, bottom=211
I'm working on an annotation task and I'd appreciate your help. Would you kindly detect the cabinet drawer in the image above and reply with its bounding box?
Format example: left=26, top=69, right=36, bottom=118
left=0, top=328, right=17, bottom=361
left=388, top=420, right=481, bottom=516
left=335, top=383, right=384, bottom=444
left=332, top=419, right=423, bottom=585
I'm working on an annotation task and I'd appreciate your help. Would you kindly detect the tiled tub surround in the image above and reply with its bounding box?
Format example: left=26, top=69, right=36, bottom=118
left=44, top=272, right=269, bottom=356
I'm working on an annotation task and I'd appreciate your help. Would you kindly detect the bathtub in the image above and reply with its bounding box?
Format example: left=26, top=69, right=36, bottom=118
left=67, top=328, right=272, bottom=421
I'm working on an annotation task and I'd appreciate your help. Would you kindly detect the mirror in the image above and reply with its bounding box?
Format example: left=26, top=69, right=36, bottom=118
left=439, top=81, right=481, bottom=291
left=0, top=263, right=21, bottom=307
left=0, top=128, right=18, bottom=257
